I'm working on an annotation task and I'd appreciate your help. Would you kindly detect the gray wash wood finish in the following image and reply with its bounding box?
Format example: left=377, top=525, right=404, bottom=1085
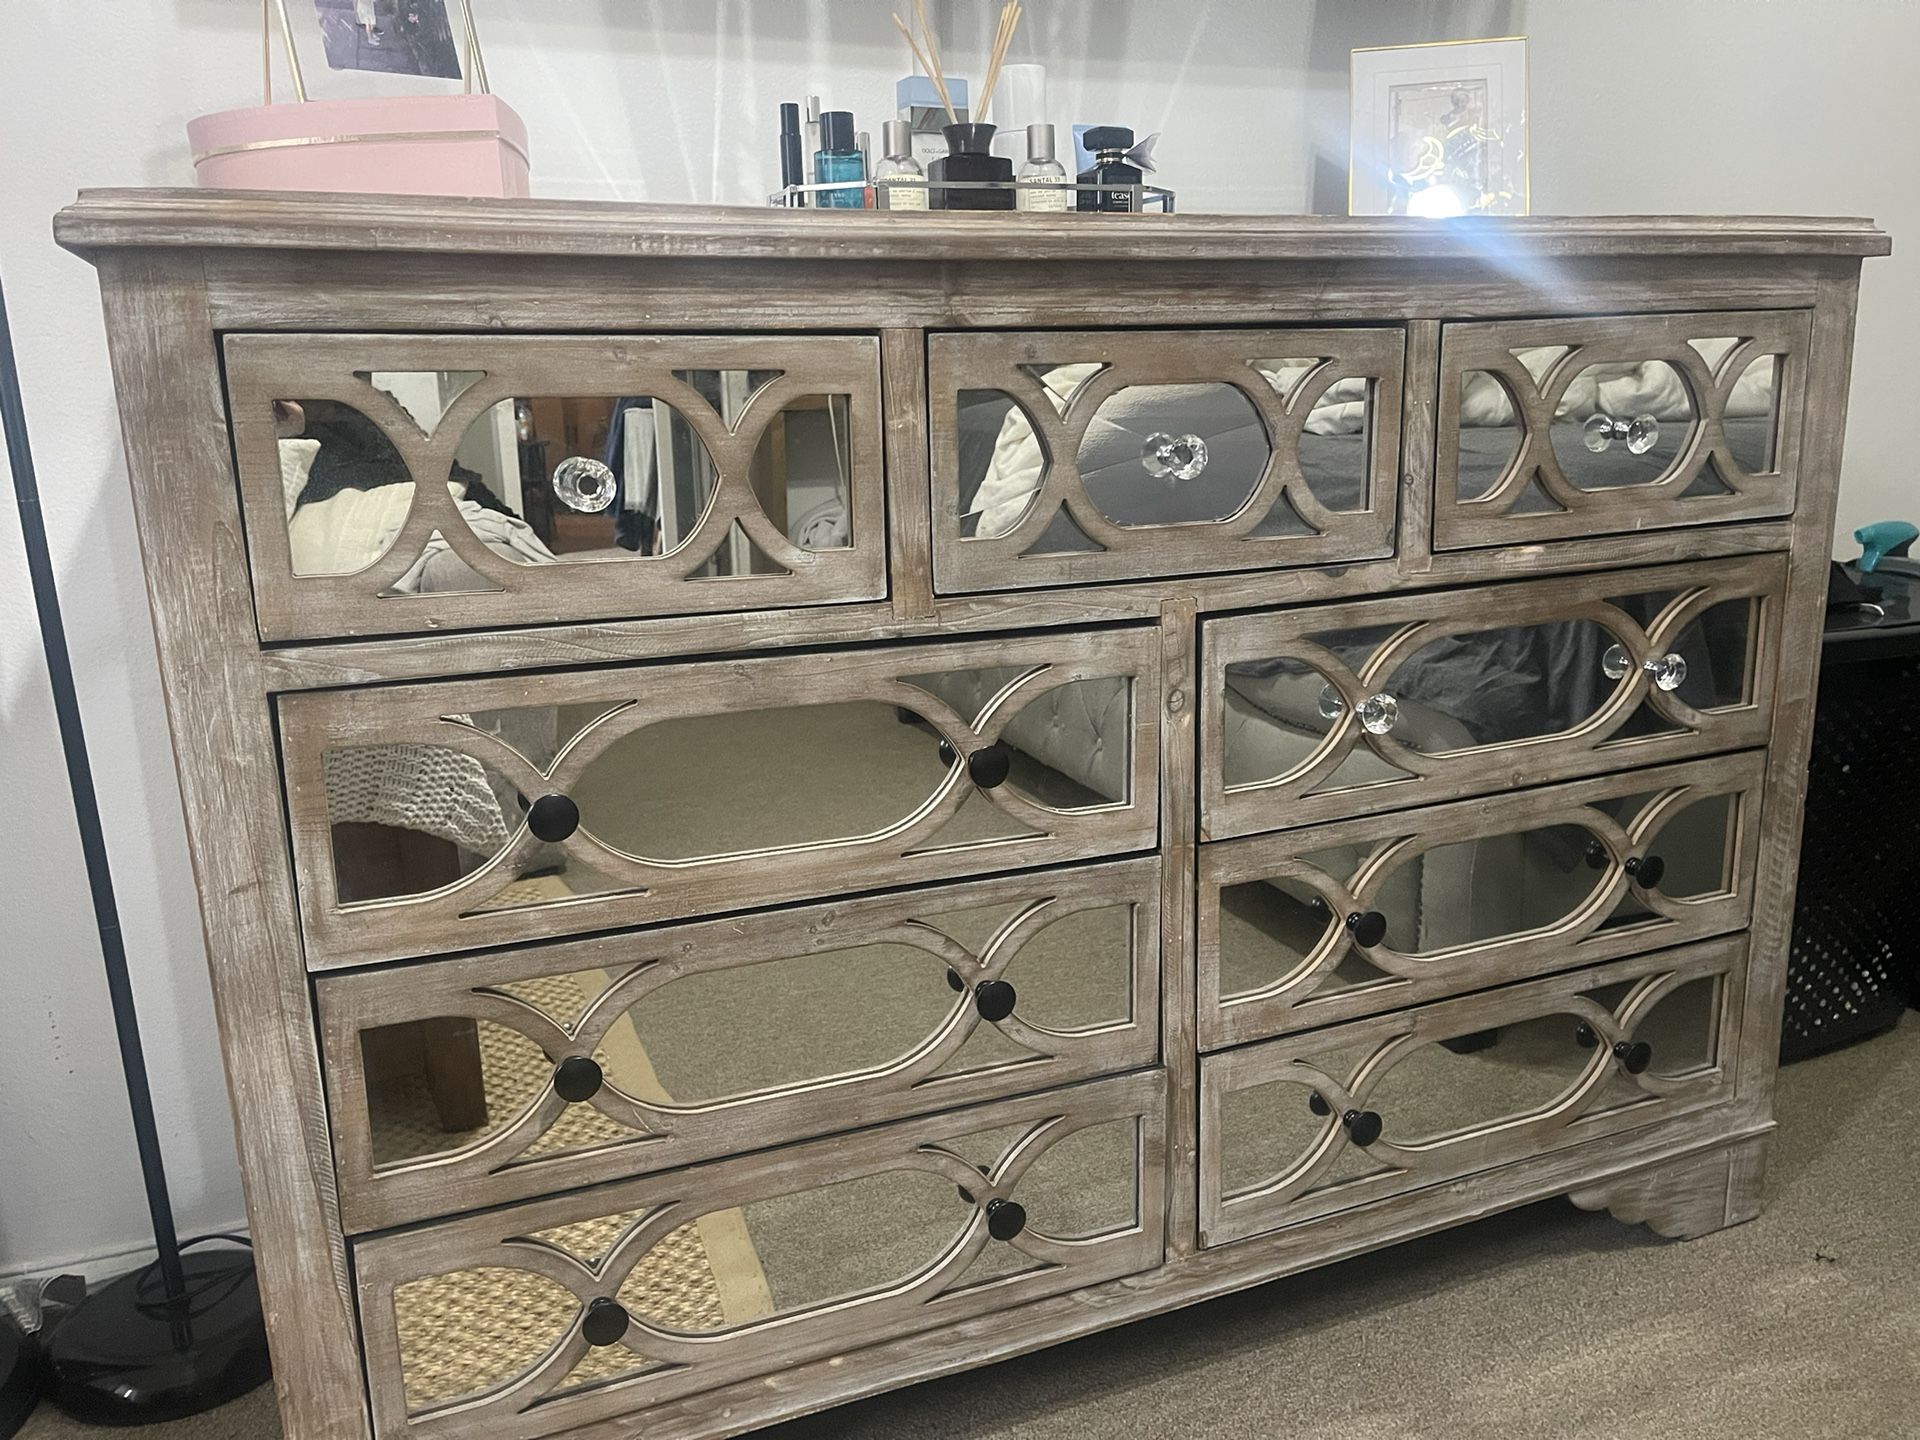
left=56, top=191, right=1885, bottom=1440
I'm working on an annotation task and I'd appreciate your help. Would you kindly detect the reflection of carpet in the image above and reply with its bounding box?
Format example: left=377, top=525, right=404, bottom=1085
left=389, top=966, right=773, bottom=1413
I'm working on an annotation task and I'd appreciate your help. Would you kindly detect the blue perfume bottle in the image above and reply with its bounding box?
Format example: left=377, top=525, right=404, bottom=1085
left=815, top=111, right=867, bottom=209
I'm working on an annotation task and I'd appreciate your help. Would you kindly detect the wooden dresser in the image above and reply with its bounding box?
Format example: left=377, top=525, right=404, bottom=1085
left=57, top=192, right=1887, bottom=1440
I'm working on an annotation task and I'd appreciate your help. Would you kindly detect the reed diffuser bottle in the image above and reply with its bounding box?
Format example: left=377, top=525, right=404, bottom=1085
left=930, top=122, right=1014, bottom=210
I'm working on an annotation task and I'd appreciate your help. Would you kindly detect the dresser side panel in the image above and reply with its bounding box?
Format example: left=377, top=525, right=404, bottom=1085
left=93, top=252, right=370, bottom=1440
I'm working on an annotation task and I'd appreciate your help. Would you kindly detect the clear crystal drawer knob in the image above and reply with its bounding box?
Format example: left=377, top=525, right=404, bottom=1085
left=1602, top=644, right=1689, bottom=691
left=1317, top=684, right=1346, bottom=721
left=1647, top=653, right=1688, bottom=691
left=1582, top=412, right=1659, bottom=455
left=553, top=455, right=618, bottom=513
left=1141, top=432, right=1210, bottom=481
left=1358, top=693, right=1399, bottom=735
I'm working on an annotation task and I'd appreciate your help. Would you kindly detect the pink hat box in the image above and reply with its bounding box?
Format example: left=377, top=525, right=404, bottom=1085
left=187, top=93, right=530, bottom=198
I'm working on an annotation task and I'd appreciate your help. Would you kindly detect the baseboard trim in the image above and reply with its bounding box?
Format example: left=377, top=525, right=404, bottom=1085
left=0, top=1224, right=251, bottom=1296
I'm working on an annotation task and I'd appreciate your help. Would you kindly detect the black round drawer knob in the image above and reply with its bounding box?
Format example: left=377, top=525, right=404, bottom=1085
left=944, top=970, right=1016, bottom=1022
left=1345, top=910, right=1388, bottom=949
left=553, top=1056, right=604, bottom=1103
left=1309, top=1092, right=1332, bottom=1117
left=967, top=743, right=1013, bottom=790
left=1574, top=1022, right=1600, bottom=1050
left=528, top=793, right=580, bottom=843
left=1342, top=1109, right=1383, bottom=1148
left=1625, top=854, right=1665, bottom=891
left=1613, top=1039, right=1653, bottom=1075
left=973, top=979, right=1017, bottom=1022
left=1584, top=840, right=1610, bottom=871
left=937, top=738, right=958, bottom=768
left=985, top=1197, right=1027, bottom=1242
left=582, top=1297, right=630, bottom=1347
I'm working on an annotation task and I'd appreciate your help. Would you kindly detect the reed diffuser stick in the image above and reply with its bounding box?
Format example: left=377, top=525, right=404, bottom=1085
left=978, top=0, right=1025, bottom=122
left=912, top=0, right=958, bottom=122
left=262, top=0, right=272, bottom=105
left=894, top=8, right=956, bottom=123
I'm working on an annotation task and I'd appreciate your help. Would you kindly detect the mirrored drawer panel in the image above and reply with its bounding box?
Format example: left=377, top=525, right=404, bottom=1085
left=1435, top=310, right=1810, bottom=550
left=355, top=1071, right=1166, bottom=1440
left=929, top=328, right=1404, bottom=593
left=1200, top=752, right=1765, bottom=1050
left=225, top=334, right=886, bottom=641
left=1199, top=937, right=1744, bottom=1248
left=319, top=858, right=1161, bottom=1232
left=279, top=628, right=1162, bottom=968
left=1202, top=553, right=1784, bottom=839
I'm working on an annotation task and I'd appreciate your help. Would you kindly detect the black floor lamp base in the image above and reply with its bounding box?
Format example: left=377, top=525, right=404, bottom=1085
left=45, top=1250, right=270, bottom=1427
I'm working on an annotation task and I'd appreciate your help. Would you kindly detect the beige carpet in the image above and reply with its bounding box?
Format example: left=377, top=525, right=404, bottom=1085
left=21, top=1018, right=1919, bottom=1439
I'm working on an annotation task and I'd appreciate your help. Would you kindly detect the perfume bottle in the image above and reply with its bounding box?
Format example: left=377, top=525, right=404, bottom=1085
left=1077, top=124, right=1143, bottom=213
left=929, top=123, right=1015, bottom=211
left=814, top=110, right=866, bottom=209
left=1017, top=123, right=1070, bottom=212
left=876, top=120, right=929, bottom=211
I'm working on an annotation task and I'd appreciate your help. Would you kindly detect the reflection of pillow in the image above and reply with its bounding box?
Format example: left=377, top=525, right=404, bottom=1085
left=278, top=438, right=320, bottom=520
left=286, top=481, right=417, bottom=576
left=1461, top=346, right=1778, bottom=427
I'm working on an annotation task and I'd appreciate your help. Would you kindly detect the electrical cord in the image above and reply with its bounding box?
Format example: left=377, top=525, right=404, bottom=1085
left=130, top=1235, right=255, bottom=1323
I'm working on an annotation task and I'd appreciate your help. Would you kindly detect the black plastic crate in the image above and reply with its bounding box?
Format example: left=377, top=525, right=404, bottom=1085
left=1782, top=562, right=1920, bottom=1061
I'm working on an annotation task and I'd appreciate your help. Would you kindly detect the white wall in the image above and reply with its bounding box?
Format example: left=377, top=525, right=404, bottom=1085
left=0, top=0, right=1910, bottom=1278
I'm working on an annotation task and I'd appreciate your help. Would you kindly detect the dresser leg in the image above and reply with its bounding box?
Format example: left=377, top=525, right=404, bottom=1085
left=1567, top=1134, right=1769, bottom=1239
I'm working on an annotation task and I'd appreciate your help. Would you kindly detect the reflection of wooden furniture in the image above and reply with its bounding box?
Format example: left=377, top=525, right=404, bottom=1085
left=514, top=435, right=552, bottom=544
left=330, top=822, right=487, bottom=1133
left=358, top=1018, right=488, bottom=1134
left=62, top=193, right=1886, bottom=1440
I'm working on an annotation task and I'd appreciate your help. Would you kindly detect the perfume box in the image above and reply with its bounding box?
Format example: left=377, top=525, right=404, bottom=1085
left=187, top=93, right=530, bottom=198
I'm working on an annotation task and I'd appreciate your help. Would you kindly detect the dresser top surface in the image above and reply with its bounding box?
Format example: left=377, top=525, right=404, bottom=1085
left=53, top=188, right=1891, bottom=264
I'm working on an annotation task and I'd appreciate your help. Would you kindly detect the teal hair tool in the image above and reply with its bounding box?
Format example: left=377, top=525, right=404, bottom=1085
left=1855, top=520, right=1918, bottom=573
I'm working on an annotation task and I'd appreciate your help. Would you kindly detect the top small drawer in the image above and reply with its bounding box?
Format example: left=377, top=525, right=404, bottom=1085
left=225, top=334, right=886, bottom=641
left=1434, top=310, right=1811, bottom=550
left=930, top=328, right=1404, bottom=593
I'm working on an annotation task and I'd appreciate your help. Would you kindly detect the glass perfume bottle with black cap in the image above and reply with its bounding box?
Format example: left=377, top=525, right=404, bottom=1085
left=1077, top=124, right=1143, bottom=213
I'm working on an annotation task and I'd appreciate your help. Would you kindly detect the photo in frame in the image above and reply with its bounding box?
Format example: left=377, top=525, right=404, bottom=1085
left=313, top=0, right=463, bottom=79
left=1349, top=36, right=1528, bottom=217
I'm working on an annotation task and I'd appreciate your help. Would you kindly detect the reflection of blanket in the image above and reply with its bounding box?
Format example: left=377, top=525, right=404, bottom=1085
left=1461, top=344, right=1776, bottom=426
left=284, top=456, right=559, bottom=593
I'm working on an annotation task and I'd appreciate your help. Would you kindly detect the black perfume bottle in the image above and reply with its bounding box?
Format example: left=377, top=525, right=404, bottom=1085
left=930, top=123, right=1015, bottom=210
left=1077, top=125, right=1142, bottom=213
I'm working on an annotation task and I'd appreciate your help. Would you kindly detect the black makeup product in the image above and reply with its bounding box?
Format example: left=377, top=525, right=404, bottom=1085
left=1077, top=125, right=1143, bottom=213
left=779, top=102, right=805, bottom=206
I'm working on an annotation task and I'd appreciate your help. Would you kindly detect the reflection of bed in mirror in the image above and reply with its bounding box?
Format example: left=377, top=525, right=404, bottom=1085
left=275, top=373, right=856, bottom=593
left=954, top=350, right=1779, bottom=545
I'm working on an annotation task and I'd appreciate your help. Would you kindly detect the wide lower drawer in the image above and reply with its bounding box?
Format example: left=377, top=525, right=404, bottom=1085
left=1201, top=552, right=1785, bottom=838
left=928, top=327, right=1404, bottom=593
left=1199, top=751, right=1766, bottom=1049
left=355, top=1070, right=1167, bottom=1440
left=1434, top=310, right=1810, bottom=552
left=319, top=858, right=1161, bottom=1232
left=226, top=333, right=888, bottom=642
left=1199, top=936, right=1745, bottom=1249
left=279, top=627, right=1162, bottom=967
